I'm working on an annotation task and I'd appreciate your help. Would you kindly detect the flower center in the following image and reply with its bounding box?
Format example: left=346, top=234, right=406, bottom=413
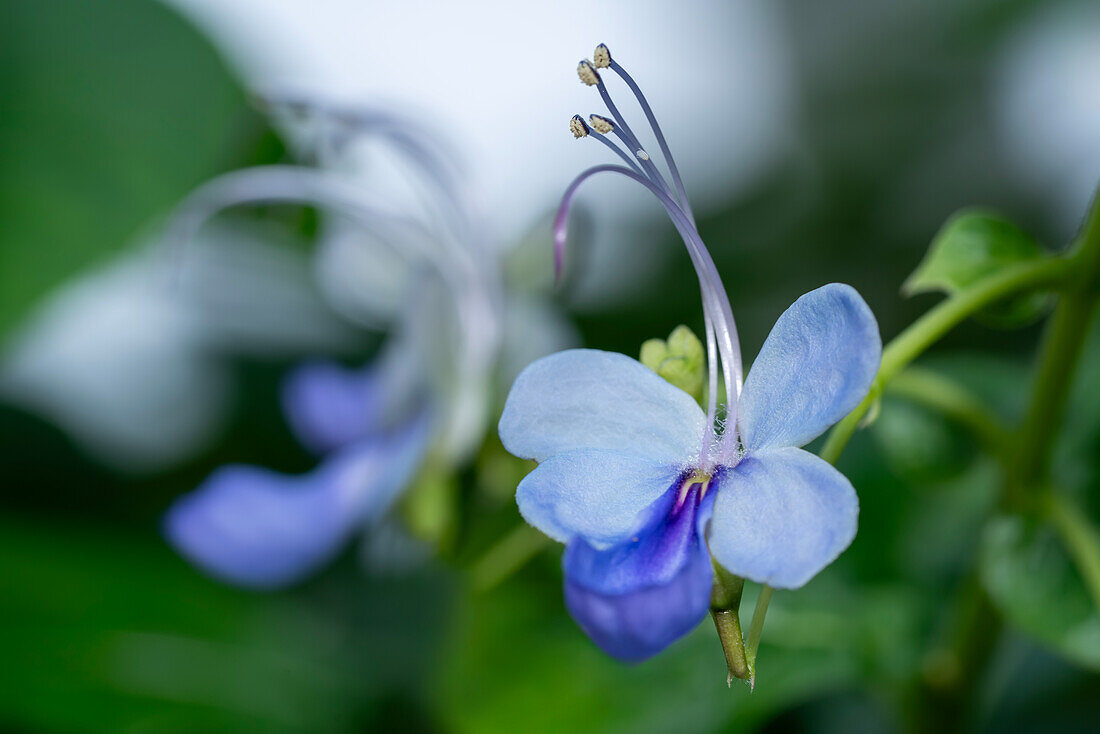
left=676, top=469, right=714, bottom=509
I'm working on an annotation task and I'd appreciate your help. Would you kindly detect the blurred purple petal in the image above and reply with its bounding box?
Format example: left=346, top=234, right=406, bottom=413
left=164, top=409, right=433, bottom=588
left=282, top=360, right=386, bottom=454
left=164, top=462, right=355, bottom=588
left=563, top=482, right=714, bottom=662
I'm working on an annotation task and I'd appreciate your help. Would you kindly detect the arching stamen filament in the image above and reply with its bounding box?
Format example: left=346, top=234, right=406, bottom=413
left=163, top=166, right=502, bottom=450
left=607, top=58, right=695, bottom=227
left=588, top=130, right=646, bottom=177
left=554, top=164, right=743, bottom=465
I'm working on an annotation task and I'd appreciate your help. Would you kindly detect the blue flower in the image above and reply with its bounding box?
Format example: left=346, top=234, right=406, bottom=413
left=501, top=285, right=879, bottom=660
left=163, top=97, right=508, bottom=588
left=166, top=282, right=442, bottom=589
left=499, top=46, right=881, bottom=661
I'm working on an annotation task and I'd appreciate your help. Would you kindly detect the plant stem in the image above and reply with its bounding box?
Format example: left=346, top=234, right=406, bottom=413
left=820, top=255, right=1073, bottom=464
left=469, top=524, right=550, bottom=592
left=1004, top=292, right=1098, bottom=507
left=710, top=562, right=749, bottom=683
left=887, top=367, right=1011, bottom=458
left=914, top=574, right=1002, bottom=734
left=917, top=189, right=1100, bottom=732
left=1046, top=492, right=1100, bottom=611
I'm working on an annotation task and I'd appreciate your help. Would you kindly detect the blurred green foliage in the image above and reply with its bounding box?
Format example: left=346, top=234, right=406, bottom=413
left=0, top=0, right=274, bottom=339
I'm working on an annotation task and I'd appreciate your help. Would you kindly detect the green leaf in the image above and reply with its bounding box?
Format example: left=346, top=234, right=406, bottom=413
left=979, top=515, right=1100, bottom=670
left=903, top=210, right=1050, bottom=327
left=0, top=0, right=277, bottom=340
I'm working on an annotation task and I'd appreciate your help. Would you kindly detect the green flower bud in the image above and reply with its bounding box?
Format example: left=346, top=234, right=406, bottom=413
left=639, top=325, right=705, bottom=404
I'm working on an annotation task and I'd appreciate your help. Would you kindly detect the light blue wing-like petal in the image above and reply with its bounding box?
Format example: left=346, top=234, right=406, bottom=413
left=499, top=349, right=706, bottom=464
left=164, top=410, right=432, bottom=588
left=707, top=447, right=858, bottom=589
left=738, top=283, right=880, bottom=452
left=517, top=449, right=686, bottom=549
left=563, top=483, right=715, bottom=662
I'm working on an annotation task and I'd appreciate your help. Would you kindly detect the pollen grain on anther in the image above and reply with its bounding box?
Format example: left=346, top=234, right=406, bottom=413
left=588, top=115, right=614, bottom=134
left=577, top=59, right=600, bottom=86
left=570, top=115, right=590, bottom=139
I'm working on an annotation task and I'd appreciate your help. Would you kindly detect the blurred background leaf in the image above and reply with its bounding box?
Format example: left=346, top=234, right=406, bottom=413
left=0, top=0, right=275, bottom=340
left=979, top=516, right=1100, bottom=671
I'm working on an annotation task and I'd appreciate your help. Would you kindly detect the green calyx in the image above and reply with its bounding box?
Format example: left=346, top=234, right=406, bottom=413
left=640, top=325, right=705, bottom=402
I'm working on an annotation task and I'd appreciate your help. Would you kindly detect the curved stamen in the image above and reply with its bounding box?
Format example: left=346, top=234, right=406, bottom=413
left=163, top=165, right=502, bottom=458
left=554, top=164, right=744, bottom=465
left=258, top=93, right=480, bottom=259
left=593, top=83, right=680, bottom=203
left=606, top=56, right=695, bottom=227
left=589, top=131, right=646, bottom=177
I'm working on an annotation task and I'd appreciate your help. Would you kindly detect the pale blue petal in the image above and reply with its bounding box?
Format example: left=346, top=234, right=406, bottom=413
left=563, top=483, right=715, bottom=662
left=164, top=411, right=432, bottom=588
left=738, top=283, right=880, bottom=452
left=499, top=349, right=706, bottom=464
left=707, top=447, right=858, bottom=589
left=517, top=449, right=686, bottom=549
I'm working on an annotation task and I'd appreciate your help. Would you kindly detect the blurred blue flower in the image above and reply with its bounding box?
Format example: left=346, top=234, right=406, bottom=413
left=499, top=46, right=880, bottom=661
left=165, top=295, right=440, bottom=588
left=162, top=96, right=575, bottom=588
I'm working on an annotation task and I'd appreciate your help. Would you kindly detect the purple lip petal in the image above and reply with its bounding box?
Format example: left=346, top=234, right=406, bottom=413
left=164, top=409, right=433, bottom=589
left=282, top=360, right=386, bottom=454
left=163, top=461, right=356, bottom=589
left=563, top=481, right=715, bottom=662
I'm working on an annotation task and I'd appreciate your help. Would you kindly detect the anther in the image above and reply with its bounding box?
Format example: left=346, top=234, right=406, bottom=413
left=588, top=114, right=614, bottom=134
left=569, top=115, right=590, bottom=139
left=577, top=60, right=600, bottom=86
left=593, top=44, right=612, bottom=69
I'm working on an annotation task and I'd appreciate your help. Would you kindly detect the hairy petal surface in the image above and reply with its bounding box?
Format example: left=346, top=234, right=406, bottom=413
left=563, top=483, right=715, bottom=662
left=517, top=450, right=687, bottom=549
left=738, top=283, right=880, bottom=452
left=708, top=447, right=858, bottom=588
left=164, top=411, right=432, bottom=588
left=499, top=349, right=706, bottom=464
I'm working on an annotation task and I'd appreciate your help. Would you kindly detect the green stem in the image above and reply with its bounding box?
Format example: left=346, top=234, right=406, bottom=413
left=916, top=190, right=1100, bottom=733
left=1005, top=292, right=1098, bottom=507
left=1046, top=492, right=1100, bottom=611
left=820, top=255, right=1073, bottom=464
left=914, top=575, right=1001, bottom=734
left=470, top=524, right=550, bottom=592
left=744, top=584, right=773, bottom=686
left=887, top=367, right=1010, bottom=458
left=710, top=563, right=749, bottom=683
